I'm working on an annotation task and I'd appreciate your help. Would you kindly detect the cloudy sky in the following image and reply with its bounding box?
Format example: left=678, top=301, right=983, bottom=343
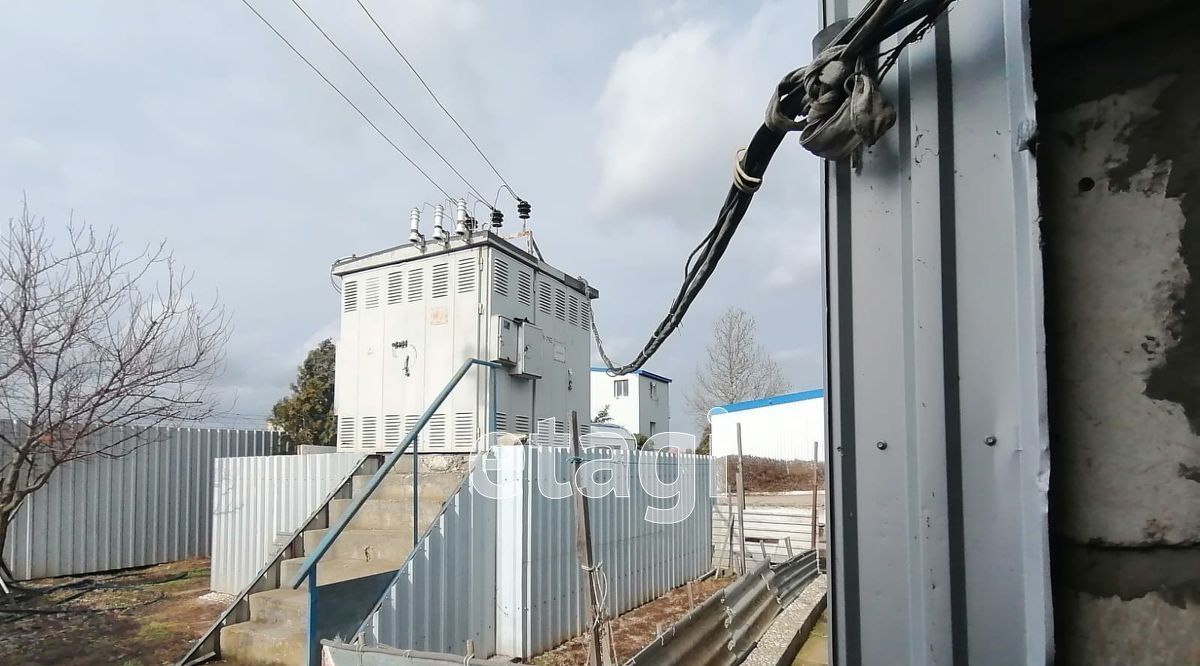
left=0, top=0, right=822, bottom=430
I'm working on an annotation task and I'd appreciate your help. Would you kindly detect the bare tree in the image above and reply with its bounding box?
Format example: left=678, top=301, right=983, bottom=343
left=686, top=307, right=790, bottom=428
left=0, top=199, right=228, bottom=578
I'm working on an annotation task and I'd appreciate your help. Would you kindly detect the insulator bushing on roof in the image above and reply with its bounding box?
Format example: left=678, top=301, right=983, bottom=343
left=490, top=209, right=504, bottom=228
left=517, top=200, right=531, bottom=219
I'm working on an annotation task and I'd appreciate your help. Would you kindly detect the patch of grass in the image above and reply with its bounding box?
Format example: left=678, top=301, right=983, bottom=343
left=119, top=660, right=142, bottom=666
left=156, top=567, right=209, bottom=589
left=136, top=621, right=174, bottom=643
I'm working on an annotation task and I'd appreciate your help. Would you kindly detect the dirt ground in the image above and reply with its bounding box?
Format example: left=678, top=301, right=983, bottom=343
left=530, top=575, right=730, bottom=665
left=0, top=558, right=227, bottom=665
left=724, top=457, right=825, bottom=494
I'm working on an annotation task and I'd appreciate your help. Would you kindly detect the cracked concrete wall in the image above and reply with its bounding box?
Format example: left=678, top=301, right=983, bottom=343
left=1036, top=2, right=1200, bottom=662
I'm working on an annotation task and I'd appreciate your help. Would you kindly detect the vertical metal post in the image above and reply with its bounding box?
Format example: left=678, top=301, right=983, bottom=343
left=811, top=440, right=819, bottom=553
left=489, top=365, right=498, bottom=435
left=412, top=432, right=419, bottom=548
left=735, top=424, right=747, bottom=576
left=568, top=411, right=603, bottom=666
left=305, top=570, right=318, bottom=666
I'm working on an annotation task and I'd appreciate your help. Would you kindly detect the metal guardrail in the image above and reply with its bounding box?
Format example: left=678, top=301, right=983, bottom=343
left=291, top=358, right=501, bottom=666
left=322, top=640, right=526, bottom=666
left=626, top=550, right=819, bottom=665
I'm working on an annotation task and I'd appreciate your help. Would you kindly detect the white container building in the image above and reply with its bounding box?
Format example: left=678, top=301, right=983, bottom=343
left=590, top=368, right=671, bottom=436
left=333, top=214, right=597, bottom=454
left=708, top=389, right=825, bottom=460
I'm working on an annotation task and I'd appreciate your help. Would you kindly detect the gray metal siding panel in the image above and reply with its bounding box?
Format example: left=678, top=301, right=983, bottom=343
left=822, top=0, right=1051, bottom=664
left=2, top=424, right=277, bottom=580
left=209, top=452, right=364, bottom=594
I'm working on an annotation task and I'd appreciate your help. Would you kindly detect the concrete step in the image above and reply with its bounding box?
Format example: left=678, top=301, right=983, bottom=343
left=220, top=619, right=307, bottom=666
left=248, top=587, right=309, bottom=628
left=303, top=528, right=414, bottom=563
left=277, top=556, right=405, bottom=590
left=350, top=470, right=462, bottom=501
left=327, top=496, right=445, bottom=531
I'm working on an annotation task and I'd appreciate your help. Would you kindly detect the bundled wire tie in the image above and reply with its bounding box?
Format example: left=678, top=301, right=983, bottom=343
left=732, top=148, right=763, bottom=194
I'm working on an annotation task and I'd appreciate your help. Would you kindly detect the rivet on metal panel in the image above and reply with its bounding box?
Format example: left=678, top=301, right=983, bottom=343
left=875, top=441, right=888, bottom=451
left=984, top=435, right=998, bottom=447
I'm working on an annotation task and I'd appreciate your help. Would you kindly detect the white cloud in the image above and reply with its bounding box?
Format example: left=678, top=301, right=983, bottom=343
left=762, top=227, right=822, bottom=287
left=590, top=3, right=818, bottom=226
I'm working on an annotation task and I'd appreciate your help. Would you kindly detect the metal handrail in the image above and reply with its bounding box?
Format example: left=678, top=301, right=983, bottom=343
left=291, top=358, right=500, bottom=666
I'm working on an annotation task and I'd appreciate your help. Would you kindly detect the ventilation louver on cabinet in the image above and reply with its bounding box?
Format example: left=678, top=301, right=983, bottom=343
left=342, top=281, right=359, bottom=312
left=494, top=259, right=510, bottom=298
left=387, top=271, right=403, bottom=305
left=568, top=296, right=580, bottom=328
left=384, top=415, right=402, bottom=448
left=364, top=276, right=380, bottom=309
left=454, top=412, right=475, bottom=448
left=432, top=264, right=449, bottom=299
left=338, top=417, right=355, bottom=447
left=427, top=413, right=446, bottom=449
left=360, top=416, right=378, bottom=449
left=408, top=268, right=424, bottom=302
left=457, top=257, right=476, bottom=293
left=538, top=283, right=553, bottom=315
left=555, top=288, right=567, bottom=321
left=517, top=271, right=533, bottom=306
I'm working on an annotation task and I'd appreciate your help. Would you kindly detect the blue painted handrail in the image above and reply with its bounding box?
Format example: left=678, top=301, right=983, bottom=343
left=293, top=357, right=501, bottom=666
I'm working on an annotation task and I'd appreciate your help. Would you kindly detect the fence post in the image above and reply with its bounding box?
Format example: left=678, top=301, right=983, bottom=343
left=568, top=411, right=603, bottom=666
left=736, top=423, right=747, bottom=576
left=811, top=440, right=819, bottom=553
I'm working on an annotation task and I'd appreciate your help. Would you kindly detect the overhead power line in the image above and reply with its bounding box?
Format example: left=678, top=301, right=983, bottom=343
left=287, top=0, right=493, bottom=206
left=354, top=0, right=521, bottom=200
left=239, top=0, right=452, bottom=199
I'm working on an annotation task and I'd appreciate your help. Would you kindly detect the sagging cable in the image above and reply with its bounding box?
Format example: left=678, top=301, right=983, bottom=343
left=591, top=0, right=957, bottom=376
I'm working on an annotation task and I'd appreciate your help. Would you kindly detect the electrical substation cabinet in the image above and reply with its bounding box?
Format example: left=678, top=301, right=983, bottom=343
left=514, top=322, right=546, bottom=379
left=494, top=316, right=519, bottom=366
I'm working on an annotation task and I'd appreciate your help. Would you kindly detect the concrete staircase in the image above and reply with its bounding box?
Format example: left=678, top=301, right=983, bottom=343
left=219, top=460, right=465, bottom=665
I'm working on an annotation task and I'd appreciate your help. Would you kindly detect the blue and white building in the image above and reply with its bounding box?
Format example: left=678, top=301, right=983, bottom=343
left=708, top=389, right=825, bottom=460
left=590, top=367, right=671, bottom=436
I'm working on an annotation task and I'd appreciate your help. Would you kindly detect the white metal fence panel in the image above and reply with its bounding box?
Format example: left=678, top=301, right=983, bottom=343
left=210, top=452, right=365, bottom=594
left=712, top=503, right=824, bottom=566
left=497, top=447, right=713, bottom=658
left=2, top=424, right=277, bottom=580
left=360, top=467, right=495, bottom=656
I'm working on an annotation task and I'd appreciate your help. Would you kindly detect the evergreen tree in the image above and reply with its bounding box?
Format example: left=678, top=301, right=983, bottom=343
left=271, top=339, right=337, bottom=450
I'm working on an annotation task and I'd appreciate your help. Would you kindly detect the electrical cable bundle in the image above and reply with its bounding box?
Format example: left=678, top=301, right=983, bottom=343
left=593, top=0, right=956, bottom=376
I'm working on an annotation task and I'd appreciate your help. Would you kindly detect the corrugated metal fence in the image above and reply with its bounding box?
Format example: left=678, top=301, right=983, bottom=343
left=362, top=466, right=496, bottom=656
left=360, top=447, right=714, bottom=660
left=2, top=424, right=277, bottom=580
left=496, top=447, right=713, bottom=658
left=210, top=452, right=365, bottom=594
